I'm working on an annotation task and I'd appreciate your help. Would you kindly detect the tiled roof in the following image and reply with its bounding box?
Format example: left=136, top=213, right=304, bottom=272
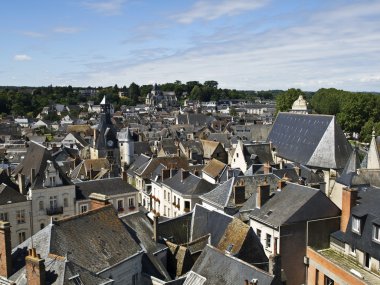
left=0, top=183, right=27, bottom=205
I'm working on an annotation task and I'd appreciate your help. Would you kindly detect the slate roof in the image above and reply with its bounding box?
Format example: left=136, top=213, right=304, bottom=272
left=336, top=148, right=368, bottom=187
left=12, top=141, right=71, bottom=188
left=201, top=177, right=236, bottom=209
left=135, top=157, right=189, bottom=179
left=338, top=186, right=380, bottom=261
left=190, top=245, right=275, bottom=285
left=127, top=154, right=151, bottom=176
left=177, top=114, right=215, bottom=126
left=158, top=212, right=193, bottom=244
left=249, top=182, right=340, bottom=228
left=0, top=183, right=27, bottom=205
left=74, top=177, right=138, bottom=200
left=163, top=170, right=215, bottom=196
left=267, top=113, right=352, bottom=169
left=121, top=211, right=166, bottom=254
left=190, top=204, right=232, bottom=246
left=244, top=143, right=273, bottom=164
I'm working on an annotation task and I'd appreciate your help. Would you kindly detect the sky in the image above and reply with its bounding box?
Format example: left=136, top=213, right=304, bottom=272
left=1, top=0, right=380, bottom=91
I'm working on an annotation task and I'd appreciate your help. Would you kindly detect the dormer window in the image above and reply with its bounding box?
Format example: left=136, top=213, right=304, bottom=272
left=373, top=225, right=380, bottom=242
left=352, top=216, right=361, bottom=234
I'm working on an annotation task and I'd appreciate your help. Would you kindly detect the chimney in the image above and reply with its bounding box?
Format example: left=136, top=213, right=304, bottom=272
left=294, top=166, right=300, bottom=176
left=153, top=215, right=159, bottom=242
left=277, top=179, right=286, bottom=191
left=0, top=222, right=12, bottom=278
left=30, top=168, right=36, bottom=186
left=25, top=248, right=46, bottom=285
left=341, top=187, right=358, bottom=232
left=161, top=169, right=171, bottom=181
left=89, top=193, right=110, bottom=210
left=234, top=180, right=246, bottom=204
left=263, top=162, right=272, bottom=174
left=256, top=181, right=270, bottom=208
left=18, top=173, right=26, bottom=195
left=279, top=160, right=284, bottom=169
left=181, top=169, right=189, bottom=182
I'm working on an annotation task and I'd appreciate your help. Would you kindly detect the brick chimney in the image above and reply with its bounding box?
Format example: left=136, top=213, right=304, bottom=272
left=263, top=162, right=272, bottom=174
left=0, top=221, right=12, bottom=278
left=89, top=193, right=110, bottom=210
left=25, top=248, right=46, bottom=285
left=234, top=180, right=246, bottom=204
left=277, top=179, right=286, bottom=191
left=256, top=181, right=270, bottom=208
left=341, top=187, right=358, bottom=232
left=161, top=169, right=171, bottom=181
left=181, top=169, right=189, bottom=182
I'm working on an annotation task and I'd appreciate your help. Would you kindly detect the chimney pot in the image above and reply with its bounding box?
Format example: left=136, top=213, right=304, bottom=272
left=26, top=248, right=46, bottom=285
left=256, top=182, right=270, bottom=208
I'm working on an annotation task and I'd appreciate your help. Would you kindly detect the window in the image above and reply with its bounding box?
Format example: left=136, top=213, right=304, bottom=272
left=266, top=234, right=271, bottom=249
left=80, top=204, right=88, bottom=214
left=164, top=206, right=167, bottom=216
left=63, top=197, right=68, bottom=208
left=256, top=229, right=261, bottom=241
left=236, top=153, right=239, bottom=158
left=350, top=244, right=356, bottom=255
left=16, top=210, right=26, bottom=224
left=0, top=212, right=8, bottom=222
left=50, top=196, right=58, bottom=210
left=324, top=276, right=334, bottom=285
left=164, top=190, right=166, bottom=200
left=373, top=225, right=380, bottom=242
left=39, top=200, right=44, bottom=211
left=40, top=223, right=45, bottom=230
left=365, top=252, right=371, bottom=268
left=128, top=197, right=135, bottom=207
left=117, top=199, right=124, bottom=211
left=352, top=216, right=361, bottom=233
left=50, top=176, right=56, bottom=187
left=184, top=201, right=190, bottom=211
left=18, top=232, right=26, bottom=244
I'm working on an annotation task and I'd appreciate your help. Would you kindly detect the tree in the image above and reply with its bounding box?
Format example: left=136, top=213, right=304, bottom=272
left=204, top=80, right=218, bottom=89
left=129, top=82, right=140, bottom=104
left=360, top=119, right=380, bottom=143
left=189, top=85, right=202, bottom=101
left=275, top=88, right=303, bottom=113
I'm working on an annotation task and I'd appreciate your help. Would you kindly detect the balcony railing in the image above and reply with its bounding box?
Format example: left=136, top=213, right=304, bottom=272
left=46, top=207, right=63, bottom=216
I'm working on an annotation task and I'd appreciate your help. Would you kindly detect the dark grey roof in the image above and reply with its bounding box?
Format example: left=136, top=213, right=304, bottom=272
left=190, top=245, right=275, bottom=285
left=201, top=177, right=235, bottom=209
left=336, top=148, right=367, bottom=187
left=74, top=177, right=138, bottom=200
left=163, top=170, right=215, bottom=196
left=127, top=154, right=151, bottom=176
left=267, top=113, right=352, bottom=169
left=12, top=141, right=72, bottom=188
left=340, top=186, right=380, bottom=261
left=244, top=143, right=273, bottom=164
left=250, top=182, right=340, bottom=227
left=121, top=211, right=167, bottom=254
left=191, top=204, right=232, bottom=246
left=158, top=212, right=193, bottom=244
left=177, top=114, right=215, bottom=126
left=0, top=183, right=27, bottom=205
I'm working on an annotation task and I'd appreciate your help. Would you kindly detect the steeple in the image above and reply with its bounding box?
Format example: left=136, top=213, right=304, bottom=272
left=367, top=129, right=380, bottom=169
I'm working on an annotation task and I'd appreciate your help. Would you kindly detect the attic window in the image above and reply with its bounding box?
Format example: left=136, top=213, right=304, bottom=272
left=373, top=225, right=380, bottom=242
left=226, top=244, right=234, bottom=253
left=265, top=210, right=273, bottom=217
left=352, top=216, right=361, bottom=234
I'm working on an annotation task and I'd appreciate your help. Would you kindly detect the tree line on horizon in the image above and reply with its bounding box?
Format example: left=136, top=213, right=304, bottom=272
left=0, top=82, right=378, bottom=142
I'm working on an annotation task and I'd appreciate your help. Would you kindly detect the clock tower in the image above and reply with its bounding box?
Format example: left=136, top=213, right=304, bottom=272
left=90, top=96, right=119, bottom=172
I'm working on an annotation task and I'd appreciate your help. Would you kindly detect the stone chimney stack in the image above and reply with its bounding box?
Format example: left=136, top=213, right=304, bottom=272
left=18, top=173, right=26, bottom=195
left=269, top=237, right=281, bottom=277
left=263, top=162, right=272, bottom=174
left=25, top=248, right=46, bottom=285
left=153, top=215, right=159, bottom=242
left=277, top=179, right=286, bottom=191
left=89, top=193, right=110, bottom=210
left=256, top=181, right=270, bottom=209
left=0, top=221, right=12, bottom=278
left=341, top=187, right=358, bottom=232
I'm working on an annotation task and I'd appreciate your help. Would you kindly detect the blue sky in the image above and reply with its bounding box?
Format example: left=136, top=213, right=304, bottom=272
left=1, top=0, right=380, bottom=91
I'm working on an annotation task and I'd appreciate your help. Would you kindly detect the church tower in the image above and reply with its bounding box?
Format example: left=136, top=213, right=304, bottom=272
left=118, top=127, right=134, bottom=171
left=90, top=96, right=119, bottom=170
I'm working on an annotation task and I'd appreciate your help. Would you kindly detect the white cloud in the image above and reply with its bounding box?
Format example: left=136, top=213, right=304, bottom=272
left=14, top=54, right=32, bottom=61
left=53, top=27, right=81, bottom=34
left=175, top=0, right=268, bottom=24
left=22, top=31, right=45, bottom=38
left=82, top=0, right=126, bottom=15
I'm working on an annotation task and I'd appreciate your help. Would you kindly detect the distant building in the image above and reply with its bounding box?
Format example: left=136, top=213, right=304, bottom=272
left=290, top=95, right=310, bottom=114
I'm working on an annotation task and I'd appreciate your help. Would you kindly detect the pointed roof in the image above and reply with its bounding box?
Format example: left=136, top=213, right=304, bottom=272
left=336, top=148, right=367, bottom=187
left=201, top=177, right=235, bottom=209
left=367, top=130, right=380, bottom=169
left=268, top=113, right=352, bottom=169
left=100, top=96, right=106, bottom=105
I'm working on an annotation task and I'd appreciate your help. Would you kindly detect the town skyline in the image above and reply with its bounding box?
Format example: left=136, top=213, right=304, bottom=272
left=2, top=0, right=380, bottom=91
